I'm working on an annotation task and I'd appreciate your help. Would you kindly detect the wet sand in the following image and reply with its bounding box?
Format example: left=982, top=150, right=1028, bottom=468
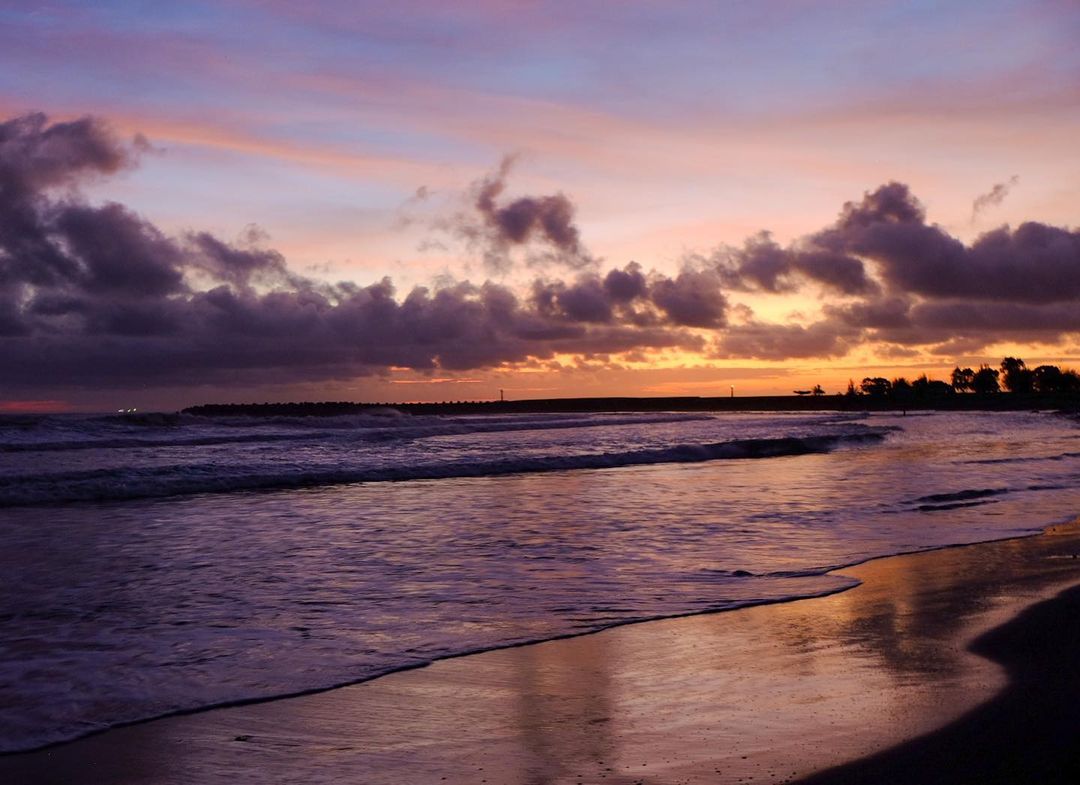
left=796, top=579, right=1080, bottom=785
left=4, top=520, right=1080, bottom=785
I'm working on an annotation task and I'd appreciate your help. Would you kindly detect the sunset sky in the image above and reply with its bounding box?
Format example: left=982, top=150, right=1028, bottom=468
left=1, top=0, right=1078, bottom=410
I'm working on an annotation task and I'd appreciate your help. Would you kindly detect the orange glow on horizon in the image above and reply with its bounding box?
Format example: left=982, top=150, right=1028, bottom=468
left=0, top=400, right=72, bottom=413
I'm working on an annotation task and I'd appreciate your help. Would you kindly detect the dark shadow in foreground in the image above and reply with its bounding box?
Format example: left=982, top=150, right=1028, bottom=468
left=796, top=583, right=1080, bottom=785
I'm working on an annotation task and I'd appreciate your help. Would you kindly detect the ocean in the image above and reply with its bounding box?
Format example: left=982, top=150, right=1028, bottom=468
left=1, top=408, right=1077, bottom=753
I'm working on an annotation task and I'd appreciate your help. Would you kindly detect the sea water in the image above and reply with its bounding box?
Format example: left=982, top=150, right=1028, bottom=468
left=0, top=409, right=1077, bottom=751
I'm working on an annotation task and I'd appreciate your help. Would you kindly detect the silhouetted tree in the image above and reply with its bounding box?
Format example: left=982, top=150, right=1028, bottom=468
left=891, top=377, right=913, bottom=403
left=929, top=380, right=954, bottom=396
left=951, top=366, right=975, bottom=392
left=845, top=379, right=858, bottom=397
left=1032, top=365, right=1065, bottom=393
left=1000, top=357, right=1034, bottom=393
left=912, top=374, right=954, bottom=398
left=812, top=384, right=825, bottom=396
left=860, top=377, right=892, bottom=397
left=972, top=365, right=1000, bottom=394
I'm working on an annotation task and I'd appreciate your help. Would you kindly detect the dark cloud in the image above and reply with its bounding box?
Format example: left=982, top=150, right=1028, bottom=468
left=972, top=175, right=1018, bottom=221
left=714, top=177, right=1079, bottom=354
left=825, top=297, right=913, bottom=329
left=722, top=232, right=793, bottom=292
left=4, top=268, right=703, bottom=389
left=527, top=263, right=727, bottom=329
left=648, top=268, right=728, bottom=327
left=0, top=114, right=705, bottom=391
left=455, top=156, right=596, bottom=273
left=531, top=276, right=614, bottom=323
left=823, top=297, right=1080, bottom=354
left=3, top=112, right=1077, bottom=392
left=712, top=231, right=878, bottom=296
left=603, top=261, right=648, bottom=301
left=54, top=203, right=184, bottom=297
left=713, top=320, right=860, bottom=361
left=912, top=300, right=1080, bottom=334
left=793, top=249, right=879, bottom=296
left=836, top=180, right=926, bottom=228
left=0, top=112, right=133, bottom=194
left=811, top=182, right=1080, bottom=304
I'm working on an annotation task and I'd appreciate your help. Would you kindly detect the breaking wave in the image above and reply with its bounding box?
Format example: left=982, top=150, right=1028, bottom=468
left=0, top=430, right=886, bottom=507
left=0, top=411, right=713, bottom=453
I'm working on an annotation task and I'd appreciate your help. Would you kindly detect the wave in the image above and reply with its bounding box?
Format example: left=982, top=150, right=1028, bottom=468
left=967, top=451, right=1080, bottom=464
left=916, top=499, right=1001, bottom=512
left=0, top=412, right=716, bottom=453
left=0, top=430, right=887, bottom=507
left=908, top=481, right=1078, bottom=513
left=908, top=486, right=1011, bottom=513
left=914, top=488, right=1008, bottom=504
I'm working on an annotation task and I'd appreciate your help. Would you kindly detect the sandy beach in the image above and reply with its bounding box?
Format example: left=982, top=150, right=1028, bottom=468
left=3, top=518, right=1078, bottom=785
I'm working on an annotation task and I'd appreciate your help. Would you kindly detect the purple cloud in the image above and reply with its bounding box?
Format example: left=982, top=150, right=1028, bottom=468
left=453, top=156, right=596, bottom=273
left=811, top=182, right=1080, bottom=304
left=3, top=113, right=1079, bottom=384
left=0, top=114, right=708, bottom=390
left=971, top=175, right=1018, bottom=221
left=710, top=231, right=878, bottom=296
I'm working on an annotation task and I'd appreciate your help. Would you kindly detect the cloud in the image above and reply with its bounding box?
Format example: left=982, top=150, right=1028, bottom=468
left=603, top=261, right=648, bottom=301
left=821, top=295, right=1080, bottom=355
left=709, top=180, right=1080, bottom=355
left=2, top=112, right=1078, bottom=393
left=713, top=320, right=859, bottom=360
left=912, top=300, right=1080, bottom=334
left=528, top=262, right=728, bottom=328
left=648, top=268, right=728, bottom=327
left=0, top=114, right=705, bottom=390
left=531, top=275, right=614, bottom=323
left=810, top=182, right=1080, bottom=304
left=825, top=297, right=912, bottom=329
left=971, top=175, right=1019, bottom=221
left=449, top=155, right=596, bottom=273
left=709, top=231, right=879, bottom=296
left=0, top=112, right=134, bottom=194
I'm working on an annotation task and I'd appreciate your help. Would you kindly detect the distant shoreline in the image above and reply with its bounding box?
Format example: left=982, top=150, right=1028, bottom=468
left=182, top=393, right=1079, bottom=418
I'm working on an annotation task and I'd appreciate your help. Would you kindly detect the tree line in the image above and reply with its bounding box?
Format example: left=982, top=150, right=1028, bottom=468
left=848, top=357, right=1079, bottom=399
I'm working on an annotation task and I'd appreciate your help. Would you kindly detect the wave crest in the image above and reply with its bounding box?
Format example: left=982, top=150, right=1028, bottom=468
left=0, top=430, right=887, bottom=507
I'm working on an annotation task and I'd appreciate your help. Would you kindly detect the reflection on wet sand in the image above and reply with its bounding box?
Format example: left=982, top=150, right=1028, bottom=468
left=797, top=580, right=1080, bottom=785
left=5, top=522, right=1079, bottom=785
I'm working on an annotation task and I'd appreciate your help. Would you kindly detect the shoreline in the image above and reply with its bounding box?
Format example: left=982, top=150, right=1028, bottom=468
left=4, top=518, right=1079, bottom=783
left=0, top=521, right=1054, bottom=758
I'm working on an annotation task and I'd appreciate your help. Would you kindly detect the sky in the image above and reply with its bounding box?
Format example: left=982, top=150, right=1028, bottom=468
left=1, top=0, right=1078, bottom=411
